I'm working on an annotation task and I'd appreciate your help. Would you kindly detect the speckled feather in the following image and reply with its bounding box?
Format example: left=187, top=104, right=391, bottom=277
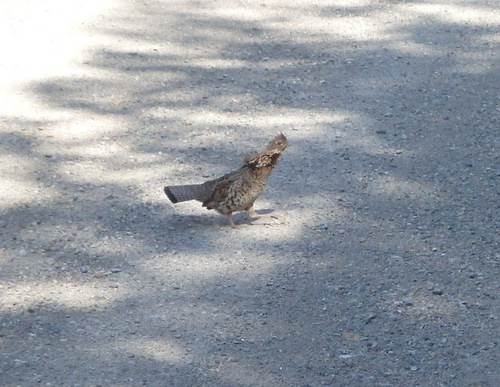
left=164, top=133, right=289, bottom=227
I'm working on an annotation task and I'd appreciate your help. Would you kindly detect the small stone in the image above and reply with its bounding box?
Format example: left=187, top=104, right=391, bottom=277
left=432, top=288, right=443, bottom=295
left=403, top=298, right=413, bottom=306
left=365, top=313, right=377, bottom=323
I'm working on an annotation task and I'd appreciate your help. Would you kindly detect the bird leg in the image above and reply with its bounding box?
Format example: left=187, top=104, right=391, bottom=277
left=227, top=214, right=239, bottom=229
left=246, top=206, right=260, bottom=219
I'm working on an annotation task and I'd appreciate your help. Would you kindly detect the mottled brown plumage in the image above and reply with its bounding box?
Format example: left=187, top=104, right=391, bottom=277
left=164, top=133, right=289, bottom=227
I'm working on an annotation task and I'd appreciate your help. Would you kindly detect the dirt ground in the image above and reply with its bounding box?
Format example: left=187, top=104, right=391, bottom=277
left=1, top=0, right=499, bottom=386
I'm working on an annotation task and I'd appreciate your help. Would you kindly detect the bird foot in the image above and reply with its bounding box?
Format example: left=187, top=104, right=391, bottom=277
left=246, top=207, right=277, bottom=220
left=249, top=212, right=278, bottom=221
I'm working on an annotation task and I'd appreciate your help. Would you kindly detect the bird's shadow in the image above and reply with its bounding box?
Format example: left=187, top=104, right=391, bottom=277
left=252, top=208, right=275, bottom=216
left=166, top=208, right=277, bottom=229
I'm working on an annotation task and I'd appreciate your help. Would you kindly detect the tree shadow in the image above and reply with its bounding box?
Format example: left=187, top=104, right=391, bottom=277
left=1, top=1, right=499, bottom=386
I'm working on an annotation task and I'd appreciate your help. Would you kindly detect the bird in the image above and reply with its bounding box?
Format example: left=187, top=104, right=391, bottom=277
left=164, top=133, right=289, bottom=228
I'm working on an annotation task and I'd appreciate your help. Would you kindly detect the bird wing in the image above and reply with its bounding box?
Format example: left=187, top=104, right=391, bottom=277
left=202, top=168, right=247, bottom=209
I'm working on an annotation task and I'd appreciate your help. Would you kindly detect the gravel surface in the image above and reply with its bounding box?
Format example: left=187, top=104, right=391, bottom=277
left=1, top=0, right=499, bottom=386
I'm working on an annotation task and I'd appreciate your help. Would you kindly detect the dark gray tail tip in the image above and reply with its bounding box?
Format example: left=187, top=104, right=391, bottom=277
left=164, top=187, right=178, bottom=203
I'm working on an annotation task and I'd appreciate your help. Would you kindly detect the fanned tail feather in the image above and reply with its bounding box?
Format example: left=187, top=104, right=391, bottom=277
left=164, top=184, right=210, bottom=203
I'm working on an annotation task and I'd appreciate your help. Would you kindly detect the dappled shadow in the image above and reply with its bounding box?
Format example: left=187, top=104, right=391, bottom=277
left=1, top=0, right=499, bottom=386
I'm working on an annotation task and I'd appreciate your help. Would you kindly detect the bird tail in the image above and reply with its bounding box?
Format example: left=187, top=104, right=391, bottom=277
left=164, top=184, right=209, bottom=203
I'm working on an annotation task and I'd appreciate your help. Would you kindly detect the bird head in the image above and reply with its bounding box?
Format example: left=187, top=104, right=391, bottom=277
left=265, top=132, right=289, bottom=153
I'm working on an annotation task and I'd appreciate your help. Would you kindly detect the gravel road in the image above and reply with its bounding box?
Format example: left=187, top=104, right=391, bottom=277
left=1, top=0, right=499, bottom=386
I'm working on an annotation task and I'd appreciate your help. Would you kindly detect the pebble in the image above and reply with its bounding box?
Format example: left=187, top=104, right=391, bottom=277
left=365, top=313, right=377, bottom=324
left=403, top=298, right=413, bottom=306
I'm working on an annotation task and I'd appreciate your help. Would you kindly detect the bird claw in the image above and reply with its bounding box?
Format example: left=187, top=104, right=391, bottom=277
left=246, top=206, right=277, bottom=220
